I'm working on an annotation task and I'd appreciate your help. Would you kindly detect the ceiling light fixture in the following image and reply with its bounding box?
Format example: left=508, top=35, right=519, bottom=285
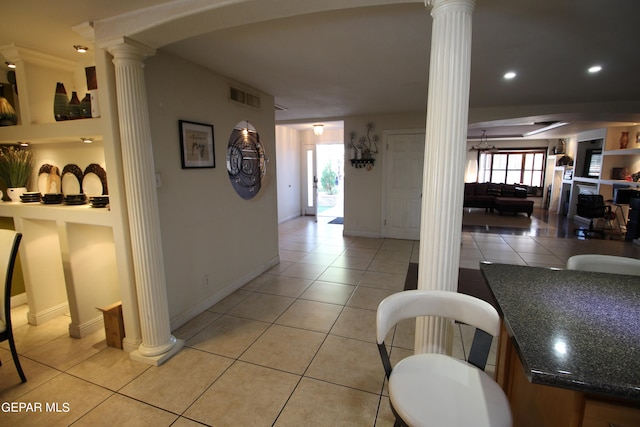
left=523, top=121, right=569, bottom=137
left=81, top=137, right=94, bottom=143
left=5, top=61, right=15, bottom=69
left=469, top=130, right=498, bottom=153
left=73, top=45, right=89, bottom=53
left=503, top=71, right=517, bottom=80
left=313, top=124, right=324, bottom=136
left=588, top=65, right=602, bottom=73
left=19, top=142, right=29, bottom=147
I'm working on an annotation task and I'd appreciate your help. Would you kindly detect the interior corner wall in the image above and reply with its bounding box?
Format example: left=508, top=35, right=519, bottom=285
left=144, top=51, right=279, bottom=326
left=276, top=125, right=302, bottom=223
left=343, top=112, right=425, bottom=237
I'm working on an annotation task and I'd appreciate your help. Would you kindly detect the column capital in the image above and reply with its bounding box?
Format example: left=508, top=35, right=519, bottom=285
left=426, top=0, right=476, bottom=11
left=100, top=36, right=156, bottom=62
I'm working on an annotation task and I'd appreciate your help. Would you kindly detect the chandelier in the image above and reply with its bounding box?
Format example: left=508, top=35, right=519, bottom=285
left=469, top=130, right=498, bottom=153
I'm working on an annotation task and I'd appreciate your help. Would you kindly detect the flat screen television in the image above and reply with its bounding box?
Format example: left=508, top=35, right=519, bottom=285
left=583, top=149, right=602, bottom=178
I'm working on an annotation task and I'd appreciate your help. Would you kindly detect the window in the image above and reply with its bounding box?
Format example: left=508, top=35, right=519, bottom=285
left=477, top=150, right=546, bottom=187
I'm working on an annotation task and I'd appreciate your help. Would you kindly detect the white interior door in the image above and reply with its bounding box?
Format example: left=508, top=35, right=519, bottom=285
left=303, top=144, right=318, bottom=217
left=384, top=132, right=425, bottom=240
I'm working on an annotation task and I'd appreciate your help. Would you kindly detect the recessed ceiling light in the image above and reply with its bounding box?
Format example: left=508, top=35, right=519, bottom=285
left=503, top=71, right=517, bottom=80
left=588, top=65, right=602, bottom=73
left=5, top=61, right=15, bottom=69
left=80, top=137, right=94, bottom=143
left=73, top=45, right=89, bottom=53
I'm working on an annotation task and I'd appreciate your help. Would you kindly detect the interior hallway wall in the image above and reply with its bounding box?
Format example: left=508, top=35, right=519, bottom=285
left=145, top=51, right=279, bottom=328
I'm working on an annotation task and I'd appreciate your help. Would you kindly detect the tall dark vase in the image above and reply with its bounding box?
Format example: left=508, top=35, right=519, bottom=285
left=80, top=93, right=91, bottom=119
left=54, top=82, right=69, bottom=121
left=68, top=91, right=81, bottom=120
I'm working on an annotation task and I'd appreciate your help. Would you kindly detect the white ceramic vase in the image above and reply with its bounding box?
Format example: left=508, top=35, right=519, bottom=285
left=7, top=187, right=27, bottom=202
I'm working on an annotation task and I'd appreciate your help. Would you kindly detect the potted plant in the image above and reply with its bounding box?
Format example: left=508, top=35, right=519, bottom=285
left=0, top=96, right=18, bottom=126
left=0, top=146, right=34, bottom=201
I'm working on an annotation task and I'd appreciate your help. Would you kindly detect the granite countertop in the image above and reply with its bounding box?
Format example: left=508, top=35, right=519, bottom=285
left=480, top=262, right=640, bottom=401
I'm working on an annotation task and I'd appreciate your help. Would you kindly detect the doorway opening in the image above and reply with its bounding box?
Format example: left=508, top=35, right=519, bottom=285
left=316, top=144, right=344, bottom=221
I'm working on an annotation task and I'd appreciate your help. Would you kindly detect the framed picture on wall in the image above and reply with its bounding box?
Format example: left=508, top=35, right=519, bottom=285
left=179, top=120, right=215, bottom=168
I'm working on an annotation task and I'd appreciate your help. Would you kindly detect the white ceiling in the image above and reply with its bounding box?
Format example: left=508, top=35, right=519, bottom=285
left=2, top=0, right=640, bottom=139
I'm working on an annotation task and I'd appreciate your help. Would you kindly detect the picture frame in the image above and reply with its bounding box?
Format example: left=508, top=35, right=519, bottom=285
left=179, top=120, right=215, bottom=168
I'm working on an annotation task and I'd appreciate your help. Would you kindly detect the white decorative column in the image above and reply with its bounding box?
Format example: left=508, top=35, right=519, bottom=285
left=106, top=38, right=183, bottom=365
left=415, top=0, right=475, bottom=354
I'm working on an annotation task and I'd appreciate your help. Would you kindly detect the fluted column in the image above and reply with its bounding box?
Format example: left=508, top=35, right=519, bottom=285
left=415, top=0, right=475, bottom=354
left=107, top=38, right=183, bottom=365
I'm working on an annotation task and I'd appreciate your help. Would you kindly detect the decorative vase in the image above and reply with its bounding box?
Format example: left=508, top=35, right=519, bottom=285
left=80, top=93, right=91, bottom=118
left=68, top=91, right=81, bottom=120
left=0, top=96, right=17, bottom=126
left=620, top=132, right=629, bottom=149
left=54, top=82, right=69, bottom=121
left=7, top=187, right=27, bottom=202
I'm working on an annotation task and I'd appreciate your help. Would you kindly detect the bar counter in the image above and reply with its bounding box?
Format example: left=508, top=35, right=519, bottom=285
left=480, top=262, right=640, bottom=426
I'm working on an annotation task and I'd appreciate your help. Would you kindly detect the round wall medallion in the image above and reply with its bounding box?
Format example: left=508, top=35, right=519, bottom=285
left=226, top=121, right=267, bottom=199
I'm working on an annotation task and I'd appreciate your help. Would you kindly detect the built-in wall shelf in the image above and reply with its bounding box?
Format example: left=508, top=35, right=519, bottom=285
left=0, top=202, right=113, bottom=227
left=0, top=118, right=103, bottom=144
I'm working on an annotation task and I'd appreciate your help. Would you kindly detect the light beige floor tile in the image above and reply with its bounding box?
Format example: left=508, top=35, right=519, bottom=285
left=172, top=310, right=221, bottom=340
left=240, top=324, right=325, bottom=374
left=24, top=328, right=107, bottom=371
left=316, top=266, right=365, bottom=285
left=330, top=306, right=377, bottom=343
left=207, top=289, right=252, bottom=313
left=343, top=246, right=378, bottom=259
left=67, top=346, right=150, bottom=391
left=279, top=262, right=328, bottom=280
left=119, top=347, right=232, bottom=414
left=376, top=396, right=398, bottom=427
left=228, top=293, right=295, bottom=322
left=1, top=373, right=112, bottom=427
left=310, top=244, right=347, bottom=255
left=187, top=315, right=269, bottom=358
left=299, top=281, right=355, bottom=305
left=73, top=393, right=178, bottom=426
left=298, top=252, right=339, bottom=266
left=6, top=314, right=70, bottom=354
left=184, top=361, right=299, bottom=427
left=171, top=417, right=207, bottom=427
left=275, top=300, right=343, bottom=333
left=347, top=286, right=395, bottom=311
left=254, top=275, right=313, bottom=298
left=368, top=259, right=409, bottom=275
left=359, top=271, right=406, bottom=290
left=306, top=335, right=384, bottom=394
left=274, top=377, right=379, bottom=427
left=279, top=250, right=307, bottom=262
left=0, top=353, right=62, bottom=402
left=392, top=318, right=415, bottom=350
left=266, top=260, right=295, bottom=275
left=351, top=237, right=384, bottom=249
left=330, top=255, right=372, bottom=270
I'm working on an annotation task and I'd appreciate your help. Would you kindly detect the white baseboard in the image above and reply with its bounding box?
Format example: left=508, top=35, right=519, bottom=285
left=170, top=255, right=280, bottom=330
left=68, top=315, right=103, bottom=338
left=10, top=292, right=27, bottom=308
left=27, top=302, right=69, bottom=326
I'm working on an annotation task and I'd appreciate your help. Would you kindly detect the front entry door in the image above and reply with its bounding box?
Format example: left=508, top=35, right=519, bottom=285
left=303, top=144, right=318, bottom=218
left=384, top=132, right=426, bottom=240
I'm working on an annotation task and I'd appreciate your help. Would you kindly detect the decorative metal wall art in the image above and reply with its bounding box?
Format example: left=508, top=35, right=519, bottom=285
left=349, top=122, right=378, bottom=170
left=226, top=121, right=267, bottom=199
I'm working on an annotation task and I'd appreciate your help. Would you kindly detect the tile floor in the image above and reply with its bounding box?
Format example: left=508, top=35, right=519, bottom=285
left=1, top=209, right=639, bottom=426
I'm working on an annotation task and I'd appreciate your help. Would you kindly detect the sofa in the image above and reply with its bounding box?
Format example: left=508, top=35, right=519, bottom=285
left=464, top=182, right=534, bottom=217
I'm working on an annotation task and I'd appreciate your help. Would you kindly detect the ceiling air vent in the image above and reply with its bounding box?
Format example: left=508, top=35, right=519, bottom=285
left=229, top=86, right=260, bottom=109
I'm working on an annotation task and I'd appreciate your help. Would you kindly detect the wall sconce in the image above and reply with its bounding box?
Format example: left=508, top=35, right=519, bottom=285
left=73, top=45, right=89, bottom=53
left=4, top=62, right=15, bottom=69
left=349, top=123, right=378, bottom=170
left=313, top=124, right=324, bottom=136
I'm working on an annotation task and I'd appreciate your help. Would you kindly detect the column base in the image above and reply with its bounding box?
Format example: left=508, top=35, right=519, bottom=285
left=129, top=338, right=185, bottom=366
